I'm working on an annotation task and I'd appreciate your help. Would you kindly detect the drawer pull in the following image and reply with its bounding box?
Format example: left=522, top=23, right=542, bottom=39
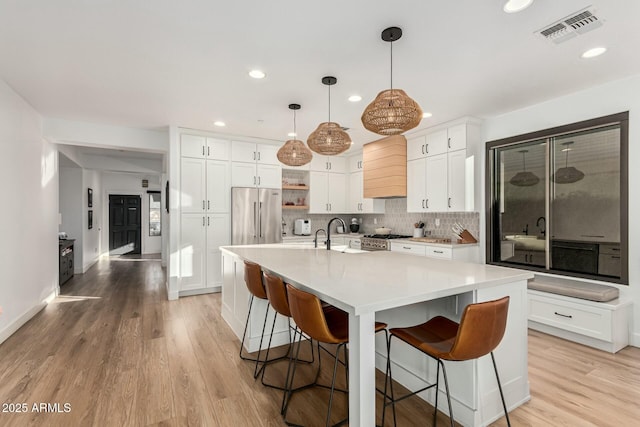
left=554, top=311, right=573, bottom=319
left=434, top=250, right=444, bottom=254
left=402, top=246, right=412, bottom=250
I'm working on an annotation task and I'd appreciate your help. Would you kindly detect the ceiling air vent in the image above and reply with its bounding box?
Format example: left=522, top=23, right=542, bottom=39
left=536, top=7, right=603, bottom=45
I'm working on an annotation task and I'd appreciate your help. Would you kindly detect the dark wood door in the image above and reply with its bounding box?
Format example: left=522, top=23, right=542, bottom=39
left=109, top=195, right=142, bottom=255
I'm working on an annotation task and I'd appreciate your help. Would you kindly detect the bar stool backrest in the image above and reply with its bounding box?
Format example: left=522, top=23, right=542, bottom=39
left=264, top=272, right=291, bottom=317
left=244, top=261, right=267, bottom=299
left=448, top=296, right=510, bottom=361
left=286, top=284, right=342, bottom=344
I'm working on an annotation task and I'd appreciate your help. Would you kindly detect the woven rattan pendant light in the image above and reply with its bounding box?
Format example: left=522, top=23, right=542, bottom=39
left=307, top=76, right=351, bottom=156
left=510, top=150, right=540, bottom=187
left=361, top=27, right=423, bottom=136
left=277, top=104, right=313, bottom=167
left=553, top=141, right=584, bottom=184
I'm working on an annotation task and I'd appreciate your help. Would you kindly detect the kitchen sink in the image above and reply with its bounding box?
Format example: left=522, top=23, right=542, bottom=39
left=329, top=245, right=367, bottom=254
left=504, top=235, right=546, bottom=251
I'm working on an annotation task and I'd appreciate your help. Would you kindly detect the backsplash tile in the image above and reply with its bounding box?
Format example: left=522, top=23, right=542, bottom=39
left=282, top=198, right=479, bottom=241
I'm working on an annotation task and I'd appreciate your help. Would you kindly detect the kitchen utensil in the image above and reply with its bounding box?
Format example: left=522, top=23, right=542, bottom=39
left=413, top=228, right=424, bottom=238
left=375, top=227, right=391, bottom=235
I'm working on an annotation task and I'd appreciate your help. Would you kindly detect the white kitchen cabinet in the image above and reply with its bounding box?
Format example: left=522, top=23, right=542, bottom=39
left=181, top=157, right=207, bottom=214
left=407, top=154, right=447, bottom=212
left=207, top=160, right=230, bottom=213
left=348, top=153, right=364, bottom=172
left=309, top=155, right=347, bottom=173
left=407, top=135, right=427, bottom=161
left=425, top=129, right=449, bottom=157
left=231, top=162, right=282, bottom=188
left=348, top=171, right=385, bottom=213
left=206, top=214, right=230, bottom=288
left=181, top=134, right=229, bottom=160
left=407, top=158, right=426, bottom=212
left=180, top=215, right=207, bottom=291
left=447, top=149, right=466, bottom=211
left=390, top=241, right=479, bottom=262
left=309, top=170, right=347, bottom=213
left=231, top=141, right=279, bottom=165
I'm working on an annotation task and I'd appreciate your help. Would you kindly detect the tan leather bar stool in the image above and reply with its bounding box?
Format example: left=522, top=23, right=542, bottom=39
left=285, top=284, right=390, bottom=427
left=262, top=272, right=316, bottom=413
left=239, top=261, right=289, bottom=377
left=383, top=296, right=511, bottom=427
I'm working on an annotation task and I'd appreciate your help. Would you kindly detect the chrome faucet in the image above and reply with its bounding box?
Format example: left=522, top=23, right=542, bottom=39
left=326, top=218, right=346, bottom=250
left=314, top=228, right=326, bottom=248
left=536, top=216, right=546, bottom=237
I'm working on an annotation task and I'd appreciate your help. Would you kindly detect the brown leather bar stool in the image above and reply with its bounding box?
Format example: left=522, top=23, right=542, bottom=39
left=383, top=296, right=511, bottom=427
left=285, top=284, right=390, bottom=427
left=262, top=272, right=316, bottom=413
left=239, top=261, right=289, bottom=377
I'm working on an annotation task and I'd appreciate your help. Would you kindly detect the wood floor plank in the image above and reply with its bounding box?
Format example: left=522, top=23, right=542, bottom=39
left=1, top=256, right=640, bottom=427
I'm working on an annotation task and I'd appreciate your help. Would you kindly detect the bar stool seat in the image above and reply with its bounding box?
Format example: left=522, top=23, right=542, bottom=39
left=384, top=296, right=512, bottom=427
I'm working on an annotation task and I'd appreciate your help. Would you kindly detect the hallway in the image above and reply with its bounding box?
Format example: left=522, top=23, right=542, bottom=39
left=1, top=258, right=639, bottom=426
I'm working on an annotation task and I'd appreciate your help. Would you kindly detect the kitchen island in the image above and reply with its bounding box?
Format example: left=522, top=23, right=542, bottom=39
left=220, top=245, right=533, bottom=426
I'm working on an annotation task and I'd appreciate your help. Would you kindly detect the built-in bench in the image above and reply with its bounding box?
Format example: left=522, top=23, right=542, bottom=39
left=527, top=278, right=631, bottom=353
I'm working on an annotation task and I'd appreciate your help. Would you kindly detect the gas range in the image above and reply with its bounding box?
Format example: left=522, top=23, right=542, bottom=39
left=361, top=234, right=412, bottom=251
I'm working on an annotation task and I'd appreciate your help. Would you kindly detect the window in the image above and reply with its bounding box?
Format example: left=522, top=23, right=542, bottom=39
left=486, top=112, right=628, bottom=284
left=149, top=191, right=162, bottom=237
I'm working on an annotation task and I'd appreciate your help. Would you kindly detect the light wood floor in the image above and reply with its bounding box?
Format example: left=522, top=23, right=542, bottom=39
left=1, top=257, right=639, bottom=426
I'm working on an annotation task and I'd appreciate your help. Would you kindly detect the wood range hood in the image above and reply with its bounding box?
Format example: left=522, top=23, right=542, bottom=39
left=363, top=135, right=407, bottom=199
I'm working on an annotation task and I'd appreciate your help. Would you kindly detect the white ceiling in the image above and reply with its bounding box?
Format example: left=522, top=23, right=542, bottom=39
left=1, top=1, right=639, bottom=150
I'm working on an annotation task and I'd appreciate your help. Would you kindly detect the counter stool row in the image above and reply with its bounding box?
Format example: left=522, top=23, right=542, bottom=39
left=239, top=260, right=511, bottom=427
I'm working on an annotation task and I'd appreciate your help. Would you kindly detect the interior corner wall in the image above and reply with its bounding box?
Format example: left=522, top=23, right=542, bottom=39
left=0, top=78, right=58, bottom=344
left=477, top=73, right=640, bottom=347
left=59, top=167, right=84, bottom=272
left=101, top=172, right=162, bottom=255
left=82, top=169, right=102, bottom=271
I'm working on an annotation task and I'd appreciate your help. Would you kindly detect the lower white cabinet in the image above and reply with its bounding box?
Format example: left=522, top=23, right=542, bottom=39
left=390, top=241, right=479, bottom=262
left=309, top=171, right=347, bottom=213
left=180, top=213, right=230, bottom=292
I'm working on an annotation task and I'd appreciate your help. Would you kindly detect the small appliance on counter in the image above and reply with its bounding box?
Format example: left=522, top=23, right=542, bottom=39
left=349, top=218, right=360, bottom=233
left=58, top=231, right=68, bottom=240
left=294, top=219, right=311, bottom=236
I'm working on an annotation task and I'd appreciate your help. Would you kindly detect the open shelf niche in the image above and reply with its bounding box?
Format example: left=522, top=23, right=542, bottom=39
left=282, top=169, right=309, bottom=210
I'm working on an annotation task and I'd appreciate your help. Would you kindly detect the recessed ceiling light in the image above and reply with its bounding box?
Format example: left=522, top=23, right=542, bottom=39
left=348, top=95, right=362, bottom=102
left=503, top=0, right=533, bottom=13
left=213, top=121, right=226, bottom=127
left=287, top=132, right=297, bottom=137
left=249, top=69, right=266, bottom=79
left=581, top=47, right=607, bottom=59
left=422, top=112, right=433, bottom=118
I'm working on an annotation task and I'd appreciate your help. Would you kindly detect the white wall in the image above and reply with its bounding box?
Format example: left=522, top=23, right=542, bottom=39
left=59, top=167, right=84, bottom=272
left=0, top=79, right=58, bottom=344
left=82, top=169, right=102, bottom=271
left=101, top=172, right=162, bottom=255
left=479, top=73, right=640, bottom=346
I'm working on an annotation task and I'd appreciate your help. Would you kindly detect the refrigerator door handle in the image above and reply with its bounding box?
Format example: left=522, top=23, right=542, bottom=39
left=259, top=202, right=263, bottom=238
left=253, top=201, right=257, bottom=238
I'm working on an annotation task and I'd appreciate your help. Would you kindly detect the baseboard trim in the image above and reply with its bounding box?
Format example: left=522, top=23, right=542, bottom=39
left=0, top=290, right=56, bottom=345
left=81, top=256, right=99, bottom=274
left=631, top=332, right=640, bottom=348
left=178, top=287, right=221, bottom=297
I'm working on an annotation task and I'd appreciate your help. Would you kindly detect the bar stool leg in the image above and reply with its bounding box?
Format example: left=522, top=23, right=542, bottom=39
left=381, top=331, right=397, bottom=427
left=491, top=352, right=511, bottom=427
left=239, top=295, right=256, bottom=361
left=326, top=342, right=347, bottom=427
left=253, top=302, right=274, bottom=378
left=433, top=359, right=440, bottom=427
left=438, top=360, right=454, bottom=427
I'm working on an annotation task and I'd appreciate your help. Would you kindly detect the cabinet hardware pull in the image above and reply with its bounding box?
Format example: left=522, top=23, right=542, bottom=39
left=258, top=176, right=261, bottom=185
left=326, top=162, right=329, bottom=170
left=207, top=217, right=210, bottom=226
left=421, top=145, right=425, bottom=155
left=253, top=151, right=256, bottom=160
left=426, top=199, right=429, bottom=209
left=202, top=217, right=205, bottom=226
left=422, top=199, right=425, bottom=209
left=554, top=312, right=573, bottom=319
left=208, top=200, right=210, bottom=210
left=611, top=256, right=621, bottom=259
left=207, top=146, right=210, bottom=156
left=329, top=203, right=332, bottom=211
left=448, top=197, right=451, bottom=208
left=434, top=250, right=444, bottom=254
left=448, top=137, right=451, bottom=149
left=202, top=146, right=205, bottom=156
left=257, top=151, right=261, bottom=161
left=426, top=143, right=429, bottom=154
left=202, top=200, right=205, bottom=210
left=403, top=246, right=411, bottom=250
left=329, top=162, right=332, bottom=170
left=581, top=234, right=605, bottom=238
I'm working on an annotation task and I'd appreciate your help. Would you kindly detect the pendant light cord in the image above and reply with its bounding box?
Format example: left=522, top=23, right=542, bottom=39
left=390, top=40, right=393, bottom=91
left=522, top=151, right=527, bottom=172
left=328, top=84, right=331, bottom=122
left=293, top=109, right=297, bottom=137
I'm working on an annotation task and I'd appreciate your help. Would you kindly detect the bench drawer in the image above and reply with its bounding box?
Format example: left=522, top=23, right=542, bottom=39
left=529, top=293, right=612, bottom=341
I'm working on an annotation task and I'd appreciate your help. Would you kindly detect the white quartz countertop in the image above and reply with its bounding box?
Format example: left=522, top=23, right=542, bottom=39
left=220, top=245, right=532, bottom=315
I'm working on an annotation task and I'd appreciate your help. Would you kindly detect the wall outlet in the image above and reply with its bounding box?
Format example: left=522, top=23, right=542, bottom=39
left=374, top=218, right=378, bottom=225
left=435, top=218, right=440, bottom=227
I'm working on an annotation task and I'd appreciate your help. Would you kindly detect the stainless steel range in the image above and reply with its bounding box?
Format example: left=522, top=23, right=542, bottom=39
left=361, top=234, right=412, bottom=251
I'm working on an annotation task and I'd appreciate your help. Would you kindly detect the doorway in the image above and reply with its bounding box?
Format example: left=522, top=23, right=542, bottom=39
left=109, top=195, right=142, bottom=255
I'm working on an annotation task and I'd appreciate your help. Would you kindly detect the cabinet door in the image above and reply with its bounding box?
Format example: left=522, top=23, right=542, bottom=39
left=309, top=155, right=329, bottom=171
left=425, top=154, right=447, bottom=212
left=447, top=124, right=467, bottom=152
left=231, top=162, right=257, bottom=187
left=349, top=171, right=363, bottom=212
left=256, top=164, right=282, bottom=188
left=207, top=160, right=230, bottom=213
left=326, top=157, right=347, bottom=174
left=206, top=214, right=230, bottom=288
left=447, top=149, right=466, bottom=211
left=425, top=129, right=448, bottom=157
left=362, top=197, right=385, bottom=214
left=407, top=135, right=427, bottom=161
left=181, top=134, right=206, bottom=159
left=309, top=171, right=329, bottom=213
left=181, top=158, right=206, bottom=213
left=256, top=144, right=279, bottom=165
left=327, top=173, right=347, bottom=213
left=349, top=154, right=363, bottom=173
left=231, top=141, right=257, bottom=162
left=407, top=158, right=426, bottom=212
left=180, top=214, right=206, bottom=290
left=206, top=138, right=229, bottom=160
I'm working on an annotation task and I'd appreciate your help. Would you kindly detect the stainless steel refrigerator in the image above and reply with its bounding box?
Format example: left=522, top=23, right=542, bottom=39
left=231, top=187, right=282, bottom=245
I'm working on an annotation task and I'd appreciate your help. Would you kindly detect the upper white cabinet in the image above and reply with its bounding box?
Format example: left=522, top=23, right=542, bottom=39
left=309, top=170, right=347, bottom=213
left=181, top=134, right=229, bottom=160
left=231, top=141, right=282, bottom=188
left=231, top=141, right=279, bottom=165
left=347, top=153, right=385, bottom=213
left=406, top=121, right=477, bottom=213
left=309, top=155, right=347, bottom=174
left=181, top=157, right=229, bottom=214
left=349, top=153, right=364, bottom=172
